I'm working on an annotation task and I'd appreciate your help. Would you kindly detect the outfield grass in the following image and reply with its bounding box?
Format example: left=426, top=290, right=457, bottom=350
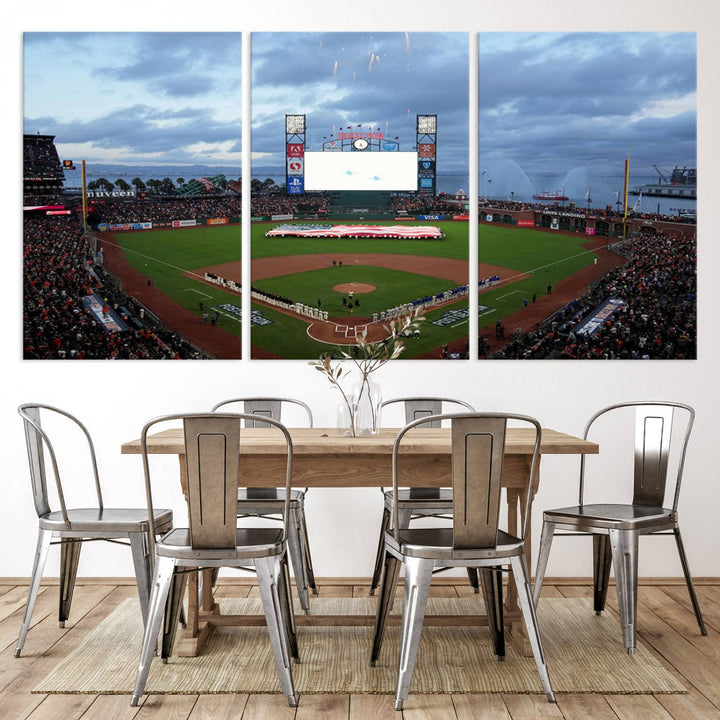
left=252, top=220, right=468, bottom=260
left=112, top=220, right=598, bottom=358
left=476, top=223, right=597, bottom=333
left=113, top=225, right=242, bottom=337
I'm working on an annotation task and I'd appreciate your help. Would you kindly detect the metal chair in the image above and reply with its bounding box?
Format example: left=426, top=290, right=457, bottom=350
left=131, top=413, right=298, bottom=707
left=370, top=412, right=555, bottom=710
left=16, top=404, right=173, bottom=658
left=369, top=397, right=478, bottom=595
left=533, top=401, right=706, bottom=655
left=211, top=398, right=316, bottom=613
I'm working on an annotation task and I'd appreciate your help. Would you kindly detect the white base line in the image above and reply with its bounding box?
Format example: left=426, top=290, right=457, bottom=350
left=181, top=288, right=212, bottom=299
left=496, top=290, right=525, bottom=302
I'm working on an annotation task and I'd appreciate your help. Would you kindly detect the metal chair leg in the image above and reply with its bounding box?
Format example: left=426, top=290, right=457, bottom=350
left=510, top=554, right=556, bottom=703
left=58, top=538, right=83, bottom=627
left=15, top=528, right=52, bottom=657
left=277, top=551, right=299, bottom=662
left=286, top=507, right=311, bottom=614
left=466, top=568, right=480, bottom=594
left=609, top=529, right=639, bottom=654
left=369, top=506, right=391, bottom=596
left=129, top=532, right=152, bottom=628
left=673, top=527, right=707, bottom=635
left=532, top=520, right=556, bottom=607
left=297, top=502, right=317, bottom=595
left=161, top=570, right=188, bottom=661
left=255, top=556, right=297, bottom=707
left=480, top=567, right=505, bottom=659
left=131, top=555, right=176, bottom=706
left=593, top=534, right=613, bottom=615
left=370, top=550, right=401, bottom=665
left=394, top=556, right=434, bottom=711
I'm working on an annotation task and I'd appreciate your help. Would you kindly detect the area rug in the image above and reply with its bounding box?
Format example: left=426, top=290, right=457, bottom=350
left=34, top=597, right=685, bottom=695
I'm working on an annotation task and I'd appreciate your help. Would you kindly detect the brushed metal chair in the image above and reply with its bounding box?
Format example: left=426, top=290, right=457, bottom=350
left=370, top=397, right=478, bottom=596
left=370, top=412, right=555, bottom=710
left=212, top=398, right=316, bottom=613
left=131, top=413, right=298, bottom=707
left=533, top=401, right=706, bottom=654
left=16, top=404, right=173, bottom=658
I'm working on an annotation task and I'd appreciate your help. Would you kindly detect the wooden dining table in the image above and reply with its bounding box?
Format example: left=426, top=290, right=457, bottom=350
left=122, top=426, right=598, bottom=657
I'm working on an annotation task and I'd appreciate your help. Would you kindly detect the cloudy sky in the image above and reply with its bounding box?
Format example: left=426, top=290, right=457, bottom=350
left=480, top=32, right=697, bottom=191
left=23, top=33, right=242, bottom=166
left=23, top=31, right=695, bottom=185
left=251, top=32, right=469, bottom=173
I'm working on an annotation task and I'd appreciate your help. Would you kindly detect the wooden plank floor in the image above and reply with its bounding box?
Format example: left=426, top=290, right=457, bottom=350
left=0, top=579, right=718, bottom=720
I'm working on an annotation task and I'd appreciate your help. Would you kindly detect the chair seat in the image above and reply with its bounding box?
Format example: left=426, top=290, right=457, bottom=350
left=237, top=488, right=305, bottom=511
left=544, top=503, right=675, bottom=531
left=385, top=527, right=523, bottom=561
left=156, top=527, right=284, bottom=560
left=39, top=508, right=173, bottom=533
left=384, top=488, right=453, bottom=511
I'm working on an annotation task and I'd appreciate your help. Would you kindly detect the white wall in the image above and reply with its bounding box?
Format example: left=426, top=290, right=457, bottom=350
left=3, top=0, right=719, bottom=581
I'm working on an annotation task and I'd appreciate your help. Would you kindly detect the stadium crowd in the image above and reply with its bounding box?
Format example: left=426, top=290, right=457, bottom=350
left=491, top=232, right=696, bottom=359
left=91, top=195, right=241, bottom=224
left=251, top=192, right=329, bottom=217
left=23, top=213, right=204, bottom=359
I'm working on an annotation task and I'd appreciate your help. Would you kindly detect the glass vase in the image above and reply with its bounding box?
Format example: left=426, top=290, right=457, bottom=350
left=353, top=380, right=382, bottom=436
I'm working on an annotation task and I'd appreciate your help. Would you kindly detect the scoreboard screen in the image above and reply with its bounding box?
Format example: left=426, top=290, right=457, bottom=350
left=304, top=151, right=418, bottom=191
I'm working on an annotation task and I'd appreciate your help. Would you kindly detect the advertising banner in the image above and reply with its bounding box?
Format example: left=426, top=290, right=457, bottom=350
left=287, top=143, right=304, bottom=157
left=418, top=160, right=435, bottom=174
left=585, top=226, right=596, bottom=235
left=418, top=214, right=443, bottom=221
left=287, top=176, right=304, bottom=195
left=271, top=213, right=294, bottom=221
left=486, top=214, right=493, bottom=222
left=452, top=215, right=469, bottom=221
left=287, top=158, right=304, bottom=175
left=418, top=143, right=436, bottom=158
left=207, top=217, right=229, bottom=225
left=572, top=298, right=625, bottom=336
left=97, top=222, right=153, bottom=232
left=550, top=218, right=559, bottom=230
left=517, top=219, right=535, bottom=227
left=172, top=219, right=197, bottom=228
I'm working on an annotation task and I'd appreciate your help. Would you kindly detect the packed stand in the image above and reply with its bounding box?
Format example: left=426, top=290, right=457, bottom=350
left=491, top=233, right=696, bottom=359
left=23, top=213, right=205, bottom=359
left=92, top=196, right=241, bottom=225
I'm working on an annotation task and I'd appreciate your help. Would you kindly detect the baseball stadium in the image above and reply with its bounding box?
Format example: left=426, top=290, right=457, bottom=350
left=23, top=130, right=696, bottom=360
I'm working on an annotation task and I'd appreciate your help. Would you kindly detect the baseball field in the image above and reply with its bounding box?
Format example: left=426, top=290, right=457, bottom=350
left=103, top=219, right=601, bottom=359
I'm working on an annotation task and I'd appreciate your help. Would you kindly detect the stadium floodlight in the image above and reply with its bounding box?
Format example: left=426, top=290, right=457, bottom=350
left=286, top=114, right=306, bottom=134
left=417, top=114, right=437, bottom=134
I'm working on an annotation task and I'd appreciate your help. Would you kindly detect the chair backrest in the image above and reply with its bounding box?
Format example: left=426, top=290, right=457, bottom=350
left=211, top=398, right=313, bottom=428
left=392, top=412, right=541, bottom=548
left=17, top=404, right=103, bottom=526
left=381, top=397, right=475, bottom=428
left=141, top=413, right=294, bottom=549
left=580, top=401, right=694, bottom=512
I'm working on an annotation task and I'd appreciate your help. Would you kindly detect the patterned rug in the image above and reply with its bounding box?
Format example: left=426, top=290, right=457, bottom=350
left=34, top=596, right=685, bottom=695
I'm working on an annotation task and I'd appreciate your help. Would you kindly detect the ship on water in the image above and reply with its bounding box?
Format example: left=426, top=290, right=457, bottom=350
left=532, top=189, right=569, bottom=201
left=629, top=165, right=696, bottom=200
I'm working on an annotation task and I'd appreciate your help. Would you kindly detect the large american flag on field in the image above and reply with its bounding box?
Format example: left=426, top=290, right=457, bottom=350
left=265, top=224, right=444, bottom=239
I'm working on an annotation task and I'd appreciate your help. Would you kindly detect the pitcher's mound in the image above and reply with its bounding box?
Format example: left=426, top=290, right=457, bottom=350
left=333, top=283, right=376, bottom=294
